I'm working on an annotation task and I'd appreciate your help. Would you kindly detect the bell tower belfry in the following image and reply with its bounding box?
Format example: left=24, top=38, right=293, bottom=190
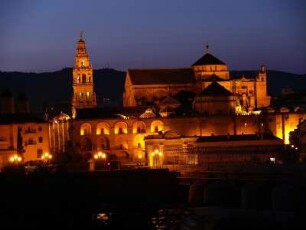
left=71, top=33, right=97, bottom=118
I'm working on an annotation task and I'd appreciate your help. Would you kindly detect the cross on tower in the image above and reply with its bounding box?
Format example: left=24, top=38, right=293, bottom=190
left=205, top=43, right=209, bottom=53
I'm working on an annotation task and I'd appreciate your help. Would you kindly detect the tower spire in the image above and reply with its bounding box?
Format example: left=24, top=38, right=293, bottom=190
left=71, top=34, right=97, bottom=118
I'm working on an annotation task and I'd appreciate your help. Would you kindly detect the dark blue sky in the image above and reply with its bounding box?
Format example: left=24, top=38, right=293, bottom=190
left=1, top=0, right=305, bottom=73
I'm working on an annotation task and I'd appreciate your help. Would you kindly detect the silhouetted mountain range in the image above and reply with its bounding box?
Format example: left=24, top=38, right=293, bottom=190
left=0, top=68, right=305, bottom=113
left=0, top=68, right=125, bottom=113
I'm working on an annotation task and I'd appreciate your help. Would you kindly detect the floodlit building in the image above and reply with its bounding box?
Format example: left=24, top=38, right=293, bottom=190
left=71, top=32, right=97, bottom=118
left=51, top=36, right=306, bottom=172
left=0, top=113, right=50, bottom=170
left=123, top=45, right=271, bottom=114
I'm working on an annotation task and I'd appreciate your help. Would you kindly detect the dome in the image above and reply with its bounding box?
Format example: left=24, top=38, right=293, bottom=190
left=53, top=111, right=71, bottom=121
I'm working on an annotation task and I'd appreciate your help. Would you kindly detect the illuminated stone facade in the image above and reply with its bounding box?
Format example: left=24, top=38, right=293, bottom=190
left=0, top=114, right=50, bottom=170
left=66, top=41, right=304, bottom=171
left=123, top=50, right=271, bottom=115
left=50, top=112, right=71, bottom=154
left=71, top=33, right=97, bottom=118
left=266, top=111, right=306, bottom=144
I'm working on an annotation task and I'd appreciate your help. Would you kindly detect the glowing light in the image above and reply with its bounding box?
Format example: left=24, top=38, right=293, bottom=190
left=94, top=151, right=107, bottom=160
left=9, top=154, right=22, bottom=163
left=96, top=213, right=109, bottom=221
left=151, top=149, right=163, bottom=168
left=152, top=149, right=163, bottom=157
left=41, top=152, right=52, bottom=161
left=235, top=110, right=261, bottom=116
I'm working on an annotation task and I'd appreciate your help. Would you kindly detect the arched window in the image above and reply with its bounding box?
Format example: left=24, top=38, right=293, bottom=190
left=96, top=122, right=110, bottom=135
left=114, top=122, right=128, bottom=134
left=84, top=128, right=88, bottom=135
left=151, top=120, right=164, bottom=133
left=88, top=76, right=91, bottom=83
left=98, top=136, right=109, bottom=150
left=81, top=137, right=92, bottom=151
left=115, top=136, right=128, bottom=150
left=77, top=75, right=80, bottom=83
left=132, top=121, right=146, bottom=134
left=82, top=74, right=86, bottom=83
left=80, top=123, right=92, bottom=135
left=133, top=135, right=144, bottom=150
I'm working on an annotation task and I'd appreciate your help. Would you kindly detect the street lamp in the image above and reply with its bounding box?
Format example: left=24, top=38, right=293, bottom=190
left=94, top=151, right=107, bottom=160
left=137, top=153, right=143, bottom=167
left=152, top=149, right=162, bottom=168
left=93, top=151, right=107, bottom=169
left=9, top=154, right=22, bottom=164
left=41, top=152, right=52, bottom=164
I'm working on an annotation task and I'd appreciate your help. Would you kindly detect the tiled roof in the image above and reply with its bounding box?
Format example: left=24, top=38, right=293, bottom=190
left=202, top=74, right=226, bottom=82
left=200, top=82, right=232, bottom=96
left=128, top=68, right=195, bottom=85
left=159, top=106, right=175, bottom=113
left=159, top=96, right=181, bottom=107
left=75, top=106, right=152, bottom=120
left=197, top=134, right=282, bottom=142
left=192, top=53, right=225, bottom=66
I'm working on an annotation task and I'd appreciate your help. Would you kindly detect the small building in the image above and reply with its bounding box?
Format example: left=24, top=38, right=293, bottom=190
left=0, top=114, right=50, bottom=170
left=145, top=133, right=284, bottom=173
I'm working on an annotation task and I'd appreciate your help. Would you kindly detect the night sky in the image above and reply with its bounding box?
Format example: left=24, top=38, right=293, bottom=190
left=0, top=0, right=305, bottom=74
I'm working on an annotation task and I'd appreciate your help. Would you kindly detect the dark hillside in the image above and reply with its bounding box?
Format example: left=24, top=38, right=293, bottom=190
left=0, top=69, right=305, bottom=113
left=0, top=68, right=125, bottom=113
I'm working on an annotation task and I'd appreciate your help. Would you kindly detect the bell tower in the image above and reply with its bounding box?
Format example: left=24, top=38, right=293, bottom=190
left=71, top=33, right=97, bottom=118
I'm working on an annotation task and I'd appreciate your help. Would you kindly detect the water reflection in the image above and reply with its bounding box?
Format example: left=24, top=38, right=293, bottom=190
left=93, top=208, right=153, bottom=229
left=92, top=207, right=209, bottom=229
left=96, top=212, right=111, bottom=224
left=150, top=208, right=207, bottom=230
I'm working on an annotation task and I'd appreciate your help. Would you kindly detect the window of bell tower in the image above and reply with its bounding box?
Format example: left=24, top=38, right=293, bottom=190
left=82, top=74, right=86, bottom=83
